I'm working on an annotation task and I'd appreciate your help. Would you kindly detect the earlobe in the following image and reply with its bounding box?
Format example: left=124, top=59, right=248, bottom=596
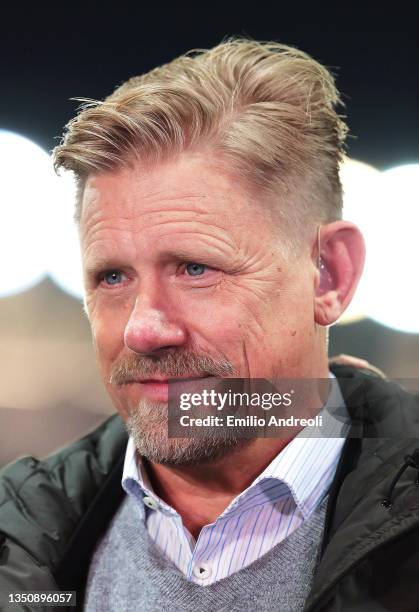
left=314, top=288, right=341, bottom=326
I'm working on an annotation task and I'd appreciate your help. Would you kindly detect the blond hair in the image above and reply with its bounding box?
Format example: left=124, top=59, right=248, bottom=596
left=53, top=38, right=348, bottom=249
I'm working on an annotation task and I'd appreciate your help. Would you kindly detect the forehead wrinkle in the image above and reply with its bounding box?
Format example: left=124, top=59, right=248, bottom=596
left=135, top=192, right=211, bottom=210
left=81, top=220, right=137, bottom=254
left=124, top=187, right=257, bottom=231
left=82, top=200, right=226, bottom=231
left=120, top=195, right=234, bottom=220
left=82, top=224, right=138, bottom=260
left=156, top=227, right=238, bottom=257
left=84, top=212, right=237, bottom=243
left=145, top=213, right=237, bottom=241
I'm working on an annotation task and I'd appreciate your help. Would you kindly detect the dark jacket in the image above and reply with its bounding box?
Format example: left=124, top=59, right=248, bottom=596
left=1, top=365, right=419, bottom=612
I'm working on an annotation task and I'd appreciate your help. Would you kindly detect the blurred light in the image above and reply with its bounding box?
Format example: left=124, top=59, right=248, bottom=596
left=363, top=164, right=419, bottom=334
left=47, top=171, right=84, bottom=300
left=0, top=130, right=84, bottom=299
left=338, top=158, right=382, bottom=324
left=0, top=131, right=52, bottom=296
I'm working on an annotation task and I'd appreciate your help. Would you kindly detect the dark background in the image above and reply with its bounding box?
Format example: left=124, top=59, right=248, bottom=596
left=1, top=5, right=418, bottom=465
left=1, top=6, right=418, bottom=169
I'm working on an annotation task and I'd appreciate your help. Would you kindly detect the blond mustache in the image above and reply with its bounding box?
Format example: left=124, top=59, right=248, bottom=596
left=109, top=351, right=236, bottom=385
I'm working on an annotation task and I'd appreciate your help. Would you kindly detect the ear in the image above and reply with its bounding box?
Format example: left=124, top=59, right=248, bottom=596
left=314, top=221, right=365, bottom=326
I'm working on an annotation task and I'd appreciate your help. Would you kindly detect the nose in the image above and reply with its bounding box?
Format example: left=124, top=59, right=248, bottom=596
left=124, top=293, right=186, bottom=355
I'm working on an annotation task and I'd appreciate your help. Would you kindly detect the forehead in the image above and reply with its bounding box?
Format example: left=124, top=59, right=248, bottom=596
left=80, top=152, right=261, bottom=228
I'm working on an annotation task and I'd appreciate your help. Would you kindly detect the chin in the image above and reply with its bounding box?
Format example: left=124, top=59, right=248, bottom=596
left=124, top=399, right=250, bottom=466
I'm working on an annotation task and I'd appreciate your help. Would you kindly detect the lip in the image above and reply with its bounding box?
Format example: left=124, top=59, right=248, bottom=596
left=132, top=375, right=215, bottom=402
left=135, top=380, right=170, bottom=402
left=137, top=375, right=212, bottom=382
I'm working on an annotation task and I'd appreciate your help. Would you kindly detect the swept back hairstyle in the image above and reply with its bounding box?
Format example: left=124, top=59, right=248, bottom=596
left=53, top=38, right=348, bottom=253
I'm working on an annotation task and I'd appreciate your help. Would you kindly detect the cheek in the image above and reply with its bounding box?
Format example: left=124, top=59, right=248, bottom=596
left=232, top=282, right=315, bottom=359
left=182, top=290, right=273, bottom=366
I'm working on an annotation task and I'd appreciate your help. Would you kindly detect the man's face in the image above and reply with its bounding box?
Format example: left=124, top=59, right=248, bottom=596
left=80, top=152, right=320, bottom=464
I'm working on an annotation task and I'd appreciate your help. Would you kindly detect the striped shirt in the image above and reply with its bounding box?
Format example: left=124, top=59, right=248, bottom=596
left=122, top=373, right=349, bottom=585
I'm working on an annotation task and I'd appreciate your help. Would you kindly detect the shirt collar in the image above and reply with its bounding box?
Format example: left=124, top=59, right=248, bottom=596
left=122, top=437, right=182, bottom=519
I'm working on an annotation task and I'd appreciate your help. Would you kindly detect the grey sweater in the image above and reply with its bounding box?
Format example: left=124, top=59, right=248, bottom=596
left=84, top=493, right=328, bottom=611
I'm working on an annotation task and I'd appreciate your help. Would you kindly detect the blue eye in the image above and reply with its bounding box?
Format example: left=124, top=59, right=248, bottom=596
left=103, top=270, right=124, bottom=285
left=185, top=263, right=206, bottom=276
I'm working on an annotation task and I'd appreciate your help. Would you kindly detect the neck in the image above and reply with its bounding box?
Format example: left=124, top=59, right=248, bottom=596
left=144, top=437, right=291, bottom=540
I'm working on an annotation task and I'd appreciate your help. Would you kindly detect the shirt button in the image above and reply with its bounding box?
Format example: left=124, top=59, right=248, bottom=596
left=143, top=496, right=159, bottom=510
left=193, top=563, right=212, bottom=580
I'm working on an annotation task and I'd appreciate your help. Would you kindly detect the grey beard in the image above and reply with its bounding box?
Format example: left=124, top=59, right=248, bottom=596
left=125, top=399, right=251, bottom=466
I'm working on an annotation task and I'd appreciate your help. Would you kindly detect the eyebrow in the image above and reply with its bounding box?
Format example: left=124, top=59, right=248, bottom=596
left=84, top=247, right=228, bottom=276
left=84, top=256, right=128, bottom=277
